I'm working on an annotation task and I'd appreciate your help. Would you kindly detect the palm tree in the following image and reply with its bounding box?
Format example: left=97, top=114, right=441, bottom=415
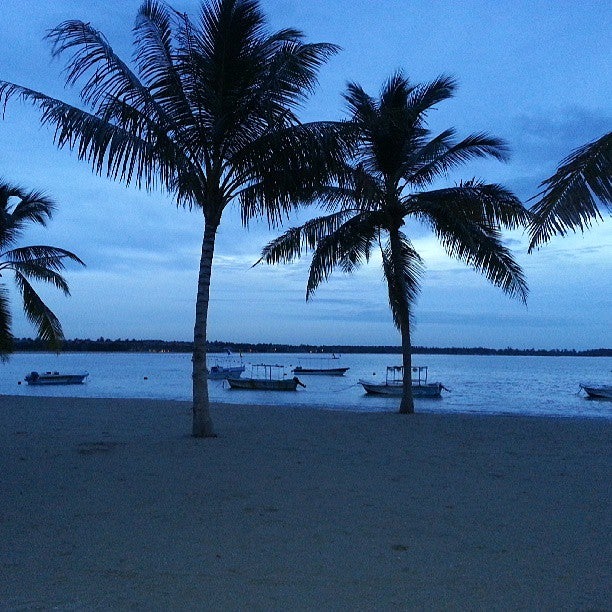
left=259, top=74, right=530, bottom=413
left=0, top=0, right=345, bottom=436
left=0, top=181, right=84, bottom=359
left=528, top=131, right=611, bottom=252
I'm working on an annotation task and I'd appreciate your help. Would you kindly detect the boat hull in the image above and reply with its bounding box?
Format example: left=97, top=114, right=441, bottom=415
left=291, top=367, right=349, bottom=376
left=580, top=384, right=612, bottom=399
left=359, top=380, right=443, bottom=398
left=24, top=372, right=88, bottom=385
left=226, top=377, right=301, bottom=391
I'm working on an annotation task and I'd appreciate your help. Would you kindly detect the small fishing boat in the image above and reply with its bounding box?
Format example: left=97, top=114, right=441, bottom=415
left=24, top=371, right=89, bottom=385
left=226, top=364, right=305, bottom=391
left=359, top=366, right=446, bottom=398
left=291, top=354, right=349, bottom=376
left=579, top=384, right=612, bottom=399
left=292, top=365, right=350, bottom=376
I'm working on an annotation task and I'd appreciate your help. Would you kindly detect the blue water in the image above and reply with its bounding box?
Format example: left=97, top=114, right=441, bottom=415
left=2, top=352, right=611, bottom=419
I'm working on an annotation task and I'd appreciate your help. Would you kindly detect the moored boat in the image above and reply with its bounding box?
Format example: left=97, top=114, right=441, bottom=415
left=24, top=371, right=89, bottom=385
left=579, top=384, right=612, bottom=399
left=226, top=364, right=305, bottom=391
left=292, top=365, right=349, bottom=376
left=207, top=348, right=246, bottom=380
left=291, top=355, right=349, bottom=376
left=359, top=366, right=446, bottom=398
left=208, top=364, right=246, bottom=380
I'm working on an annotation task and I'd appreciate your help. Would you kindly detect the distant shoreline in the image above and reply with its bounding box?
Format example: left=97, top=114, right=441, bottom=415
left=12, top=338, right=612, bottom=357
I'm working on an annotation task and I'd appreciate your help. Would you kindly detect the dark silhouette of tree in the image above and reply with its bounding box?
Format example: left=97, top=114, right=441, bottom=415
left=528, top=131, right=611, bottom=251
left=0, top=181, right=84, bottom=359
left=0, top=0, right=344, bottom=435
left=259, top=74, right=530, bottom=413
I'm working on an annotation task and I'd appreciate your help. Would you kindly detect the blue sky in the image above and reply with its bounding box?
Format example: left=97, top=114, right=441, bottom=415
left=0, top=0, right=610, bottom=349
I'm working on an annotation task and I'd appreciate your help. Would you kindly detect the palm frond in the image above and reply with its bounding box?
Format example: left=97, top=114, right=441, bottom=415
left=1, top=81, right=197, bottom=197
left=3, top=245, right=85, bottom=267
left=405, top=132, right=510, bottom=187
left=13, top=271, right=64, bottom=349
left=47, top=19, right=159, bottom=117
left=429, top=212, right=528, bottom=302
left=306, top=212, right=382, bottom=298
left=0, top=182, right=55, bottom=249
left=409, top=181, right=531, bottom=231
left=342, top=82, right=377, bottom=122
left=0, top=284, right=13, bottom=360
left=405, top=74, right=457, bottom=119
left=136, top=2, right=210, bottom=171
left=528, top=131, right=611, bottom=251
left=236, top=121, right=353, bottom=226
left=2, top=245, right=84, bottom=295
left=258, top=210, right=355, bottom=265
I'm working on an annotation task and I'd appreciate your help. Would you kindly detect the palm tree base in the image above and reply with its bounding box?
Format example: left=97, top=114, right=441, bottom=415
left=398, top=401, right=415, bottom=414
left=191, top=413, right=216, bottom=438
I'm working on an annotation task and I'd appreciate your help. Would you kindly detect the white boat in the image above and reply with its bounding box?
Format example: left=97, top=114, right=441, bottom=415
left=226, top=364, right=305, bottom=391
left=24, top=371, right=89, bottom=385
left=208, top=364, right=246, bottom=380
left=207, top=349, right=246, bottom=380
left=359, top=366, right=446, bottom=398
left=579, top=384, right=612, bottom=399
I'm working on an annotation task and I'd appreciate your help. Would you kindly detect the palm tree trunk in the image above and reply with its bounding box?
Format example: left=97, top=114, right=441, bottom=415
left=192, top=215, right=217, bottom=438
left=398, top=314, right=414, bottom=414
left=389, top=229, right=414, bottom=414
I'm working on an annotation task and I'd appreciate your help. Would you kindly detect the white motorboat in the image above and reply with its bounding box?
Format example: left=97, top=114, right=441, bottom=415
left=227, top=364, right=306, bottom=391
left=207, top=349, right=246, bottom=380
left=24, top=371, right=89, bottom=385
left=579, top=384, right=612, bottom=399
left=359, top=366, right=446, bottom=398
left=208, top=364, right=246, bottom=380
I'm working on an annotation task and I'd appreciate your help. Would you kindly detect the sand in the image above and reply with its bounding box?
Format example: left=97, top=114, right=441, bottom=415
left=0, top=395, right=610, bottom=610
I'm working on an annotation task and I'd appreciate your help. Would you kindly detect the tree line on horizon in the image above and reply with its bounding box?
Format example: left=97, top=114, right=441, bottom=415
left=0, top=0, right=610, bottom=436
left=11, top=337, right=611, bottom=357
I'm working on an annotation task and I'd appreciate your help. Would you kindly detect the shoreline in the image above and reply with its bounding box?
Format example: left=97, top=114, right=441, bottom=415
left=1, top=395, right=610, bottom=609
left=3, top=392, right=612, bottom=423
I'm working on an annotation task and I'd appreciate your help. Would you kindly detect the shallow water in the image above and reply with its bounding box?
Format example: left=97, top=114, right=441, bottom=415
left=2, top=352, right=611, bottom=419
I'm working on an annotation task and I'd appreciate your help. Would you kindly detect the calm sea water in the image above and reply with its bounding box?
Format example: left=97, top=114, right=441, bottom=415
left=2, top=352, right=611, bottom=419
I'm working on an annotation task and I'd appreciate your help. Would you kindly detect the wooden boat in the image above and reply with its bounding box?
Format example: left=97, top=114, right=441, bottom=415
left=359, top=366, right=446, bottom=398
left=226, top=364, right=305, bottom=391
left=292, top=366, right=349, bottom=376
left=292, top=365, right=349, bottom=376
left=579, top=384, right=612, bottom=399
left=291, top=355, right=349, bottom=376
left=24, top=371, right=89, bottom=385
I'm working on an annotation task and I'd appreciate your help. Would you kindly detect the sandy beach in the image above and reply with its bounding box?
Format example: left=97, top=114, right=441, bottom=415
left=1, top=395, right=610, bottom=610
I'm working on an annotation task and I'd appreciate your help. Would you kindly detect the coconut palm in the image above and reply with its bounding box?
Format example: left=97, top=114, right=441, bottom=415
left=259, top=74, right=530, bottom=413
left=528, top=131, right=611, bottom=252
left=0, top=181, right=84, bottom=359
left=0, top=0, right=345, bottom=436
